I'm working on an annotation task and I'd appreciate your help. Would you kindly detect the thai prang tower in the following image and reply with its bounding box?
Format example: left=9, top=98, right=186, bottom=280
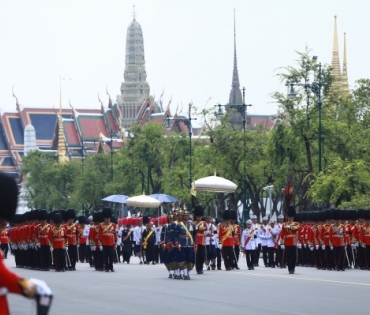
left=117, top=7, right=151, bottom=128
left=226, top=10, right=245, bottom=129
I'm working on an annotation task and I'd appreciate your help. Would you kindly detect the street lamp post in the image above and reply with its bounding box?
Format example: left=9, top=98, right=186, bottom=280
left=166, top=103, right=196, bottom=213
left=144, top=142, right=150, bottom=195
left=81, top=146, right=85, bottom=215
left=287, top=57, right=326, bottom=211
left=263, top=185, right=274, bottom=218
left=215, top=87, right=252, bottom=226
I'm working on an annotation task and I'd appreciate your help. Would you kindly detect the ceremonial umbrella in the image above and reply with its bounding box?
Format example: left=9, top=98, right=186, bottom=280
left=126, top=194, right=161, bottom=209
left=101, top=194, right=130, bottom=204
left=148, top=193, right=178, bottom=203
left=195, top=175, right=237, bottom=193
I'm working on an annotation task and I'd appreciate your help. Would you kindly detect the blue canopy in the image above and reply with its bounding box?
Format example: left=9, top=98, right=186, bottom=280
left=148, top=193, right=178, bottom=203
left=102, top=194, right=130, bottom=204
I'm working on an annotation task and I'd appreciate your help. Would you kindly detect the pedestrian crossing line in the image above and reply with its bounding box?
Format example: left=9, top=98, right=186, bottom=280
left=233, top=271, right=370, bottom=287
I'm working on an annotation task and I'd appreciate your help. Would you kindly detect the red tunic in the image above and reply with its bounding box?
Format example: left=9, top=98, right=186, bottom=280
left=297, top=226, right=305, bottom=244
left=78, top=226, right=87, bottom=245
left=98, top=222, right=117, bottom=246
left=218, top=224, right=234, bottom=247
left=38, top=224, right=52, bottom=246
left=9, top=227, right=17, bottom=247
left=88, top=226, right=96, bottom=246
left=20, top=225, right=27, bottom=246
left=304, top=225, right=310, bottom=245
left=233, top=224, right=241, bottom=246
left=48, top=226, right=67, bottom=249
left=195, top=221, right=207, bottom=246
left=351, top=223, right=362, bottom=243
left=0, top=250, right=23, bottom=315
left=320, top=224, right=331, bottom=246
left=343, top=224, right=352, bottom=246
left=64, top=223, right=78, bottom=246
left=29, top=223, right=38, bottom=244
left=279, top=221, right=299, bottom=246
left=329, top=224, right=345, bottom=247
left=362, top=224, right=370, bottom=246
left=0, top=228, right=9, bottom=244
left=308, top=225, right=317, bottom=246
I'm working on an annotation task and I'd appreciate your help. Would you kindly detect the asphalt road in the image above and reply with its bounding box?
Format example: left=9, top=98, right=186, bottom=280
left=5, top=255, right=370, bottom=315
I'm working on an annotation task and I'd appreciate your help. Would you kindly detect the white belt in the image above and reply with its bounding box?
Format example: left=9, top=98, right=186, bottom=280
left=0, top=287, right=8, bottom=296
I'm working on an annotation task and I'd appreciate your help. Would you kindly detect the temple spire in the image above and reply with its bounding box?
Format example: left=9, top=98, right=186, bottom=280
left=58, top=76, right=68, bottom=163
left=331, top=15, right=341, bottom=83
left=342, top=32, right=349, bottom=90
left=228, top=9, right=242, bottom=105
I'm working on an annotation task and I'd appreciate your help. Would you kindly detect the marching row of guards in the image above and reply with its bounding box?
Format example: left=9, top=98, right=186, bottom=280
left=1, top=208, right=118, bottom=272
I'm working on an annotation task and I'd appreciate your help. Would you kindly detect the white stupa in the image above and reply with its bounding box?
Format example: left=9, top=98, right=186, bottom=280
left=16, top=124, right=36, bottom=214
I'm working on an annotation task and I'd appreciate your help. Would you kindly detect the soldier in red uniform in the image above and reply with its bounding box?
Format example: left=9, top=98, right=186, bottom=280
left=329, top=210, right=346, bottom=271
left=218, top=210, right=234, bottom=271
left=65, top=209, right=78, bottom=270
left=343, top=210, right=354, bottom=269
left=230, top=210, right=241, bottom=269
left=0, top=172, right=52, bottom=314
left=194, top=205, right=207, bottom=274
left=321, top=210, right=334, bottom=270
left=37, top=210, right=52, bottom=271
left=99, top=208, right=117, bottom=272
left=352, top=209, right=365, bottom=269
left=48, top=213, right=67, bottom=272
left=316, top=212, right=327, bottom=270
left=90, top=212, right=104, bottom=270
left=361, top=210, right=370, bottom=269
left=0, top=224, right=9, bottom=259
left=279, top=206, right=299, bottom=274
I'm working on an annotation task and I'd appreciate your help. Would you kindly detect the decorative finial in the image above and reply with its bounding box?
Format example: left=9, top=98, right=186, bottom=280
left=106, top=86, right=112, bottom=108
left=98, top=93, right=104, bottom=111
left=233, top=8, right=237, bottom=70
left=12, top=85, right=19, bottom=111
left=132, top=4, right=136, bottom=20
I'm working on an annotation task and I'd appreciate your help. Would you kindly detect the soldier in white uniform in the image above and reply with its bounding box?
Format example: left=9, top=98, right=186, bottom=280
left=204, top=216, right=217, bottom=270
left=214, top=221, right=222, bottom=270
left=251, top=215, right=261, bottom=266
left=267, top=220, right=280, bottom=268
left=116, top=224, right=124, bottom=263
left=86, top=215, right=94, bottom=267
left=154, top=220, right=162, bottom=264
left=258, top=216, right=272, bottom=267
left=133, top=218, right=145, bottom=264
left=242, top=220, right=256, bottom=270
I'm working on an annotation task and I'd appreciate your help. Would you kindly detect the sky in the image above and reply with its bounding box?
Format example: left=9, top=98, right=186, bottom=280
left=1, top=0, right=369, bottom=127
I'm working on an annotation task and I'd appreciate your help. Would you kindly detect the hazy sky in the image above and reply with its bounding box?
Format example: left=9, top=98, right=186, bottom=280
left=1, top=0, right=369, bottom=127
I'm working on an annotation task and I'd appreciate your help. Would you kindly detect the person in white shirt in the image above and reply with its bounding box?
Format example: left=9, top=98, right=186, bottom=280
left=154, top=220, right=162, bottom=264
left=214, top=221, right=222, bottom=270
left=267, top=220, right=280, bottom=268
left=251, top=215, right=261, bottom=266
left=133, top=218, right=145, bottom=264
left=116, top=225, right=124, bottom=263
left=241, top=220, right=256, bottom=270
left=258, top=216, right=272, bottom=267
left=204, top=216, right=217, bottom=270
left=86, top=215, right=94, bottom=267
